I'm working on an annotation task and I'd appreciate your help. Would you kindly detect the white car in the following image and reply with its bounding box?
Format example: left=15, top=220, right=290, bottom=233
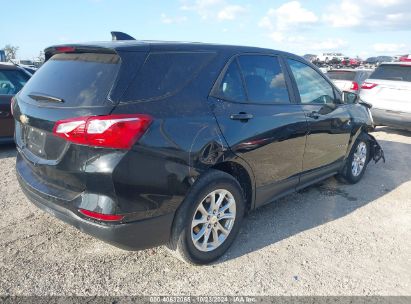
left=326, top=69, right=373, bottom=93
left=360, top=62, right=411, bottom=131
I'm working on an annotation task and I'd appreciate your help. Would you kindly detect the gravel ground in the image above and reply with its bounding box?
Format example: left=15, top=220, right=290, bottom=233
left=0, top=127, right=410, bottom=296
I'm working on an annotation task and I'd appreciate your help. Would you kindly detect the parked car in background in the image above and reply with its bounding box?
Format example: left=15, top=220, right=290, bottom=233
left=341, top=58, right=362, bottom=68
left=399, top=54, right=411, bottom=62
left=14, top=38, right=384, bottom=264
left=9, top=60, right=38, bottom=75
left=377, top=56, right=393, bottom=63
left=303, top=54, right=317, bottom=63
left=326, top=69, right=373, bottom=93
left=0, top=63, right=31, bottom=143
left=317, top=52, right=345, bottom=64
left=360, top=62, right=411, bottom=131
left=364, top=56, right=393, bottom=68
left=17, top=65, right=36, bottom=75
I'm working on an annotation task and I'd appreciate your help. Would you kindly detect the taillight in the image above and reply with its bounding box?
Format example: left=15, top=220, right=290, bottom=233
left=361, top=82, right=378, bottom=89
left=350, top=81, right=359, bottom=91
left=79, top=209, right=124, bottom=222
left=10, top=96, right=15, bottom=117
left=53, top=114, right=152, bottom=149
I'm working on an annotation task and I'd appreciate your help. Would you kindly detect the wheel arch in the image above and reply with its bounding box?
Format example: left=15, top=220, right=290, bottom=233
left=210, top=159, right=255, bottom=212
left=344, top=126, right=384, bottom=165
left=345, top=125, right=372, bottom=160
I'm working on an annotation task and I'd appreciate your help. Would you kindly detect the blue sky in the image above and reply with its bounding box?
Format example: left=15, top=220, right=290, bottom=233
left=1, top=0, right=410, bottom=60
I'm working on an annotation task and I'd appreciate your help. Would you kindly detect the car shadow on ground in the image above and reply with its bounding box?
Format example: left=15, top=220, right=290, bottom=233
left=0, top=143, right=16, bottom=160
left=218, top=139, right=411, bottom=263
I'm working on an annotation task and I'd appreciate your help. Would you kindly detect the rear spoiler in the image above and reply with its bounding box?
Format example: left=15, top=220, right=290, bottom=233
left=44, top=45, right=117, bottom=61
left=44, top=32, right=139, bottom=61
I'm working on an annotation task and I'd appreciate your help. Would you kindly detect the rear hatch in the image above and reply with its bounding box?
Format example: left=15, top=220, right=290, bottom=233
left=326, top=70, right=356, bottom=91
left=14, top=47, right=144, bottom=196
left=360, top=64, right=411, bottom=113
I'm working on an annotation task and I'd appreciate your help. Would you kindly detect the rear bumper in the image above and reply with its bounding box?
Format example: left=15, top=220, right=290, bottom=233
left=371, top=108, right=411, bottom=131
left=17, top=170, right=174, bottom=251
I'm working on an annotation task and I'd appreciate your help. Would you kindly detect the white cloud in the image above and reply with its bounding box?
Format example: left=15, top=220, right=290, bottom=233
left=312, top=39, right=347, bottom=51
left=180, top=0, right=246, bottom=21
left=180, top=0, right=222, bottom=19
left=259, top=1, right=319, bottom=52
left=161, top=13, right=187, bottom=24
left=322, top=1, right=362, bottom=28
left=373, top=43, right=407, bottom=53
left=364, top=0, right=405, bottom=7
left=323, top=0, right=411, bottom=30
left=268, top=32, right=284, bottom=42
left=259, top=1, right=318, bottom=31
left=217, top=5, right=246, bottom=21
left=266, top=34, right=347, bottom=53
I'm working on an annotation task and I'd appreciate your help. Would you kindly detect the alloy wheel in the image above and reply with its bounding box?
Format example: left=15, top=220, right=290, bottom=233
left=191, top=189, right=236, bottom=252
left=352, top=142, right=367, bottom=177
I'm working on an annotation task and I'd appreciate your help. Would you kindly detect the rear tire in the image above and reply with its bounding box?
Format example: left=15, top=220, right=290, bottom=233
left=340, top=137, right=370, bottom=184
left=167, top=170, right=245, bottom=265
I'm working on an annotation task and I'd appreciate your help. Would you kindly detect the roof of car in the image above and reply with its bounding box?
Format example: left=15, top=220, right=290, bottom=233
left=328, top=68, right=373, bottom=72
left=45, top=40, right=300, bottom=59
left=0, top=62, right=20, bottom=70
left=379, top=61, right=411, bottom=66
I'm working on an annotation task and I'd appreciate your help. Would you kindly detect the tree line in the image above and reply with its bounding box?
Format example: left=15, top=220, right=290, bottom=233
left=2, top=44, right=44, bottom=62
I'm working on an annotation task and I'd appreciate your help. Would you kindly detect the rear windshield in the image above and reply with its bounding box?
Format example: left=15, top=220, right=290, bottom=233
left=19, top=53, right=120, bottom=106
left=326, top=71, right=356, bottom=81
left=122, top=52, right=215, bottom=102
left=370, top=65, right=411, bottom=82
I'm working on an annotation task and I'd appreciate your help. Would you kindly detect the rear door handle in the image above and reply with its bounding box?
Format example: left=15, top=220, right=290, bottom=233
left=230, top=113, right=253, bottom=121
left=307, top=111, right=320, bottom=119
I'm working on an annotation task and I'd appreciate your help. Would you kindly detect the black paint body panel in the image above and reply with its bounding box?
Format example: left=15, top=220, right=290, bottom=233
left=14, top=41, right=376, bottom=250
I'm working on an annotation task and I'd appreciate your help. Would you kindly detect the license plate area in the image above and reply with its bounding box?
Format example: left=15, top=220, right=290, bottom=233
left=24, top=126, right=47, bottom=158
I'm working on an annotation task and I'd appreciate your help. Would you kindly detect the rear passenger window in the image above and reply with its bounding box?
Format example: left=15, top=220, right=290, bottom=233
left=217, top=60, right=247, bottom=102
left=123, top=52, right=215, bottom=101
left=238, top=55, right=290, bottom=104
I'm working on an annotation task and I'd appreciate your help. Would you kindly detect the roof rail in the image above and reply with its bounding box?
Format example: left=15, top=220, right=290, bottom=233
left=111, top=31, right=136, bottom=41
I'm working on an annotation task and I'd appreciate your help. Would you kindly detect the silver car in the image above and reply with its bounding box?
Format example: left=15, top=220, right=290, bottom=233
left=360, top=62, right=411, bottom=131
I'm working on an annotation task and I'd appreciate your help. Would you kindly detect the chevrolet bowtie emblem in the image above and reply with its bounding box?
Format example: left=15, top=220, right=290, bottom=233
left=20, top=114, right=29, bottom=124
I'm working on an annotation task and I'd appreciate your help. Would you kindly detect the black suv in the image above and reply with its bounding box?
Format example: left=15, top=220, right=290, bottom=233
left=14, top=38, right=384, bottom=264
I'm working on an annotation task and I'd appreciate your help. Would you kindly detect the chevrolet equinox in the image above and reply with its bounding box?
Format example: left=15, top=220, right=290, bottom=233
left=14, top=35, right=384, bottom=264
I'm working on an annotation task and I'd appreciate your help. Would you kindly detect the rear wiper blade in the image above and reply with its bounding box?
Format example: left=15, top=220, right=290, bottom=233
left=28, top=93, right=64, bottom=103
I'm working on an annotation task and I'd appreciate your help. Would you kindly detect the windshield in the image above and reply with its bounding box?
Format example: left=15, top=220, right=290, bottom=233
left=327, top=71, right=356, bottom=81
left=370, top=65, right=411, bottom=82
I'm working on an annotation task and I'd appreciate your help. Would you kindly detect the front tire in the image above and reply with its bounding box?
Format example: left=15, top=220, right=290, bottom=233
left=167, top=170, right=245, bottom=265
left=340, top=138, right=370, bottom=184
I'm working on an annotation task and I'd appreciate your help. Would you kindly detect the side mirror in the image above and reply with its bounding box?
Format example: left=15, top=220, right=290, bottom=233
left=342, top=91, right=359, bottom=104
